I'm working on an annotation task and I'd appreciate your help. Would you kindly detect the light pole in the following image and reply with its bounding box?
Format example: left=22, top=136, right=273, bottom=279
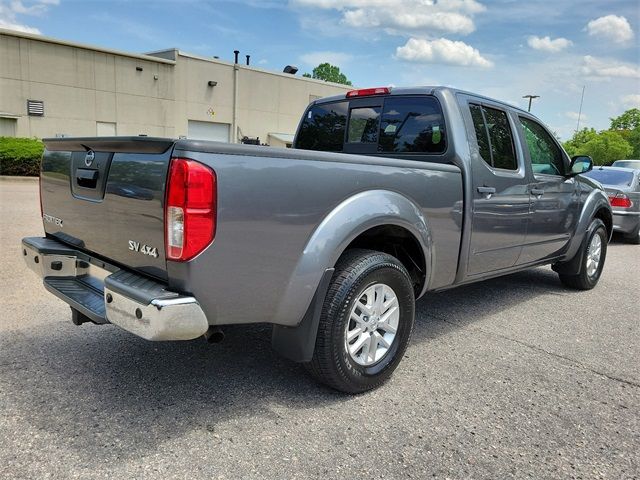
left=522, top=94, right=540, bottom=112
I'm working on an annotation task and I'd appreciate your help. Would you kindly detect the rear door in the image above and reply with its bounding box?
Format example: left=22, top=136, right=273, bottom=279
left=516, top=116, right=579, bottom=264
left=41, top=137, right=175, bottom=280
left=463, top=100, right=530, bottom=275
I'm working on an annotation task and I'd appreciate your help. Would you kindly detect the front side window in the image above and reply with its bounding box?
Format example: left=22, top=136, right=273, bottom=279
left=348, top=107, right=381, bottom=143
left=378, top=97, right=446, bottom=154
left=469, top=104, right=518, bottom=170
left=519, top=117, right=565, bottom=175
left=296, top=102, right=348, bottom=152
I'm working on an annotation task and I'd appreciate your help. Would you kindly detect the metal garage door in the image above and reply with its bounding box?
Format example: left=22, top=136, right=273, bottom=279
left=187, top=121, right=230, bottom=142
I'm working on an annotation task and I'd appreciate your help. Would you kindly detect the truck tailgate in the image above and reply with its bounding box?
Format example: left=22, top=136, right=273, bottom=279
left=41, top=137, right=175, bottom=280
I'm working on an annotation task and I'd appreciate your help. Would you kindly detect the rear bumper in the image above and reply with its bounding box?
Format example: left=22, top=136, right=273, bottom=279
left=612, top=210, right=640, bottom=235
left=21, top=237, right=208, bottom=341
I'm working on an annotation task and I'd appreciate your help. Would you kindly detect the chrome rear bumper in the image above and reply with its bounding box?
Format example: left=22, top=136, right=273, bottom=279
left=22, top=237, right=208, bottom=341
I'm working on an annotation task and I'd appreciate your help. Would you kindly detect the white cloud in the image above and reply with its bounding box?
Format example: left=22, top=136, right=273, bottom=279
left=565, top=111, right=587, bottom=121
left=396, top=37, right=493, bottom=68
left=527, top=35, right=572, bottom=53
left=581, top=55, right=640, bottom=79
left=586, top=15, right=634, bottom=44
left=291, top=0, right=485, bottom=36
left=621, top=94, right=640, bottom=108
left=0, top=0, right=59, bottom=34
left=300, top=51, right=353, bottom=68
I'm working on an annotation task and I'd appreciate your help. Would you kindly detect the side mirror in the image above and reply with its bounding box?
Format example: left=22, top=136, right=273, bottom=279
left=569, top=155, right=593, bottom=176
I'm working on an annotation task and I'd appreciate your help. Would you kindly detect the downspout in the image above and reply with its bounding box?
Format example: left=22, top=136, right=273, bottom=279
left=232, top=64, right=239, bottom=143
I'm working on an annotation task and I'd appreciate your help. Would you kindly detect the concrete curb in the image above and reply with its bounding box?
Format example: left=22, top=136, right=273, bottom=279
left=0, top=175, right=39, bottom=182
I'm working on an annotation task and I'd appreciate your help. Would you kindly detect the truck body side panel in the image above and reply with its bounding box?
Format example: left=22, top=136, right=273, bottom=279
left=167, top=147, right=463, bottom=327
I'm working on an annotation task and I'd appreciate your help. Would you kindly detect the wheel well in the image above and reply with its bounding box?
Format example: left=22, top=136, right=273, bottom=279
left=594, top=207, right=613, bottom=240
left=341, top=225, right=426, bottom=294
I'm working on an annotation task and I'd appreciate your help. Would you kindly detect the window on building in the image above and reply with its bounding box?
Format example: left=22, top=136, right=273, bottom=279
left=470, top=104, right=517, bottom=170
left=519, top=117, right=565, bottom=176
left=0, top=117, right=17, bottom=137
left=96, top=122, right=117, bottom=136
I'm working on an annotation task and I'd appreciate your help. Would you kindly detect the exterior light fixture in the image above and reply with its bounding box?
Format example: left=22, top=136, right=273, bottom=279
left=208, top=81, right=218, bottom=87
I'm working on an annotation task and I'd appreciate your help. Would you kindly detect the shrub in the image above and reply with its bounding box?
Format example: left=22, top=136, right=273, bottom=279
left=0, top=137, right=44, bottom=176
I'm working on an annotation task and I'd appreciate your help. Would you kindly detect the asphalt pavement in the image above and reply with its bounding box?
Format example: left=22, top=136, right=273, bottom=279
left=1, top=178, right=638, bottom=479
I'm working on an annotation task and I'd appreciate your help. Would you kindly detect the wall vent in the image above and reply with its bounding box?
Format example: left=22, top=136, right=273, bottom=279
left=27, top=100, right=44, bottom=116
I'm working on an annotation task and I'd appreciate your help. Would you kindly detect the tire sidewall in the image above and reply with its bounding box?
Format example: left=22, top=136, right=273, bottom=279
left=331, top=261, right=414, bottom=389
left=582, top=219, right=607, bottom=287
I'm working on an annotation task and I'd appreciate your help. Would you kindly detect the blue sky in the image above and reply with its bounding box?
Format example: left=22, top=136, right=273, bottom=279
left=2, top=0, right=638, bottom=139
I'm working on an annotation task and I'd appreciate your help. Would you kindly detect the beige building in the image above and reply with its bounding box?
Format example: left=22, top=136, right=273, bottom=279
left=0, top=28, right=351, bottom=147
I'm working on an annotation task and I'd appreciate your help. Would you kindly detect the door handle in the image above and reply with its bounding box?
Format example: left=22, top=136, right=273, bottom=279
left=477, top=186, right=496, bottom=195
left=531, top=188, right=544, bottom=196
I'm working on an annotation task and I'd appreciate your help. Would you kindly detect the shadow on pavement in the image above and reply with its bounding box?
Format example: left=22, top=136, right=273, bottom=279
left=0, top=266, right=583, bottom=462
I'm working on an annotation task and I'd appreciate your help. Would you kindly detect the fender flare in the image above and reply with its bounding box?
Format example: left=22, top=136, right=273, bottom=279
left=272, top=190, right=432, bottom=362
left=553, top=188, right=612, bottom=275
left=272, top=190, right=434, bottom=361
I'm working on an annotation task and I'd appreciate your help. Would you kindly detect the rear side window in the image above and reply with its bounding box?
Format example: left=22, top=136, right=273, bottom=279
left=470, top=104, right=517, bottom=170
left=296, top=101, right=348, bottom=152
left=348, top=107, right=381, bottom=143
left=584, top=168, right=635, bottom=187
left=519, top=117, right=565, bottom=176
left=378, top=97, right=446, bottom=154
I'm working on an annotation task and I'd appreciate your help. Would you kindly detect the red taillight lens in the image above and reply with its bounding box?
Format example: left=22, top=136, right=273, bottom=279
left=165, top=158, right=216, bottom=261
left=608, top=193, right=632, bottom=208
left=346, top=87, right=390, bottom=98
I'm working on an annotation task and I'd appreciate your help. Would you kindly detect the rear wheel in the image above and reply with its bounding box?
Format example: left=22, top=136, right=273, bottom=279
left=558, top=218, right=607, bottom=290
left=305, top=249, right=415, bottom=393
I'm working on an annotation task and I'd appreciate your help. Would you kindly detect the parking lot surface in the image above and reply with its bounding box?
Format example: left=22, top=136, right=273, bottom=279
left=1, top=178, right=638, bottom=479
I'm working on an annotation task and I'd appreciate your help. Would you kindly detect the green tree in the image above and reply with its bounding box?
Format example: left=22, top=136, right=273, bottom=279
left=302, top=63, right=352, bottom=86
left=610, top=108, right=640, bottom=130
left=627, top=126, right=640, bottom=158
left=569, top=130, right=632, bottom=166
left=562, top=127, right=597, bottom=157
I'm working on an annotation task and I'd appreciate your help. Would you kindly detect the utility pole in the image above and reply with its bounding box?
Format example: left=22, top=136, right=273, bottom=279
left=522, top=94, right=540, bottom=112
left=575, top=86, right=586, bottom=134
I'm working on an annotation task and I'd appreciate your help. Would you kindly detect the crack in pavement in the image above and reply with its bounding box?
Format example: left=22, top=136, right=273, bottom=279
left=426, top=313, right=640, bottom=389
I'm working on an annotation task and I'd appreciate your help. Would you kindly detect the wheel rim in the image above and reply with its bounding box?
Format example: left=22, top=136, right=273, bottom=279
left=586, top=233, right=602, bottom=278
left=345, top=283, right=400, bottom=366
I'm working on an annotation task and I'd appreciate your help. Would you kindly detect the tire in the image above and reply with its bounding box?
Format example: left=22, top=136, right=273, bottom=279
left=559, top=218, right=607, bottom=290
left=305, top=249, right=415, bottom=393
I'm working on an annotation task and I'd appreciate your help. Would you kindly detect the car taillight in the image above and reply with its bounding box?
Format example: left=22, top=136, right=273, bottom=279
left=346, top=87, right=390, bottom=98
left=165, top=158, right=216, bottom=261
left=608, top=192, right=632, bottom=208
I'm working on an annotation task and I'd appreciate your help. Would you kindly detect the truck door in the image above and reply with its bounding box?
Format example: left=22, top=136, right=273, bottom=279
left=465, top=102, right=530, bottom=275
left=516, top=116, right=580, bottom=264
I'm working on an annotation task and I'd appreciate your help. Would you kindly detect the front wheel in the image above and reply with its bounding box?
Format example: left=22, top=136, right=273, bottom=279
left=305, top=249, right=415, bottom=393
left=558, top=218, right=607, bottom=290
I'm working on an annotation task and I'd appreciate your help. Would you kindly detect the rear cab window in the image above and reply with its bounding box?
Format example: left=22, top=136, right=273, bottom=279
left=583, top=168, right=635, bottom=187
left=295, top=95, right=447, bottom=157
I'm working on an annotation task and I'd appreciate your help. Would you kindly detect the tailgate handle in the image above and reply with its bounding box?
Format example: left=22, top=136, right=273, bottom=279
left=76, top=168, right=99, bottom=188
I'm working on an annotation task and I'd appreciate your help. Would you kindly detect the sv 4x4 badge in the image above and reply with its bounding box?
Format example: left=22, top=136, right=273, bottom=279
left=128, top=240, right=159, bottom=258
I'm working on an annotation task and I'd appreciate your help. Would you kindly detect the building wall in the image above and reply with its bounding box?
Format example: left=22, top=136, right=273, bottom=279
left=0, top=29, right=351, bottom=143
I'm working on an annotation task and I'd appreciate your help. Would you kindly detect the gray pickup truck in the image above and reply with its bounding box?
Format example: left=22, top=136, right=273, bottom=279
left=23, top=86, right=612, bottom=393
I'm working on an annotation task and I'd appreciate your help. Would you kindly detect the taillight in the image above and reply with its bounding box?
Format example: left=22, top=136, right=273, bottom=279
left=608, top=192, right=632, bottom=208
left=346, top=87, right=390, bottom=98
left=165, top=158, right=216, bottom=261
